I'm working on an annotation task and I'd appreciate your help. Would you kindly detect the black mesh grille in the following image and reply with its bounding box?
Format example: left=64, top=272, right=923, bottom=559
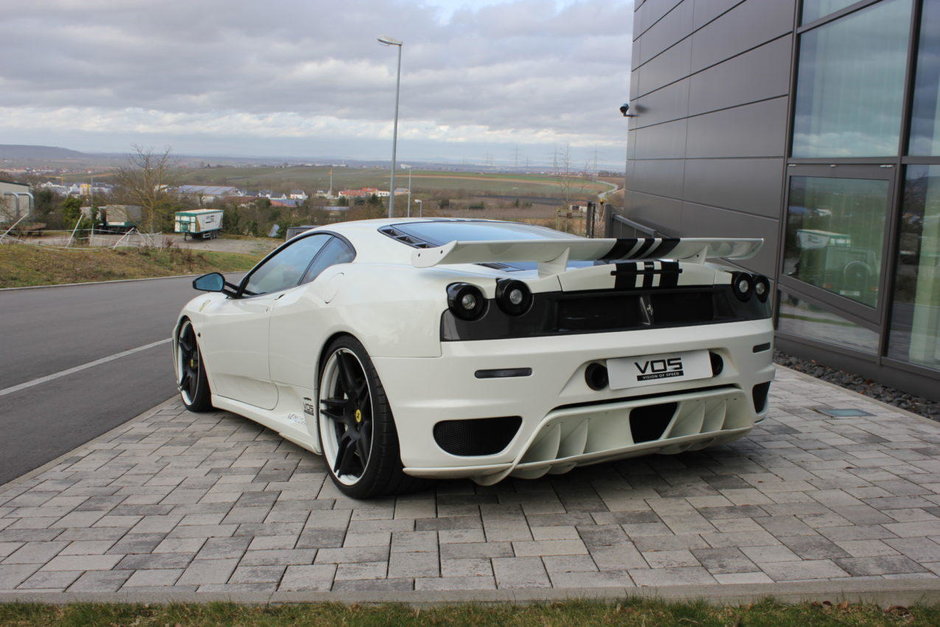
left=630, top=402, right=678, bottom=443
left=433, top=416, right=522, bottom=456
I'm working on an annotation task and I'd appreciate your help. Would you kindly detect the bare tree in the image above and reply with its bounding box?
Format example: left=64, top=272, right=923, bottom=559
left=114, top=146, right=177, bottom=233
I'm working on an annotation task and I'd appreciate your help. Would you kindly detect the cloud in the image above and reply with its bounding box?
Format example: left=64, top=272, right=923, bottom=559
left=0, top=0, right=634, bottom=165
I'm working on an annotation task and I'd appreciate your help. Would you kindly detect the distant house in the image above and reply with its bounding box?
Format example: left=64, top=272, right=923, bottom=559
left=288, top=190, right=308, bottom=200
left=177, top=185, right=241, bottom=205
left=338, top=187, right=384, bottom=199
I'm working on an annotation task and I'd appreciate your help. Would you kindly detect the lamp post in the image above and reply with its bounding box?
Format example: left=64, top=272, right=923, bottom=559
left=414, top=198, right=423, bottom=217
left=405, top=164, right=412, bottom=217
left=377, top=35, right=403, bottom=218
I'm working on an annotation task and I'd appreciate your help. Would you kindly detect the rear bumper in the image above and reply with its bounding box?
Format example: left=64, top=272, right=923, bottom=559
left=373, top=319, right=774, bottom=482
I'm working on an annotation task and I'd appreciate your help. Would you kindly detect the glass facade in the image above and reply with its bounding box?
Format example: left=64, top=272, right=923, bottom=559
left=909, top=0, right=940, bottom=155
left=802, top=0, right=864, bottom=23
left=778, top=293, right=880, bottom=353
left=783, top=176, right=888, bottom=307
left=781, top=0, right=940, bottom=391
left=791, top=0, right=911, bottom=158
left=888, top=166, right=940, bottom=371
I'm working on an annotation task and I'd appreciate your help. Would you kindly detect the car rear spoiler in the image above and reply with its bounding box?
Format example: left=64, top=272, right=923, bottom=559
left=411, top=237, right=762, bottom=276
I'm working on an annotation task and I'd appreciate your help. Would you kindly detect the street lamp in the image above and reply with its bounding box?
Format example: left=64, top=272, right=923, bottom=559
left=377, top=35, right=403, bottom=219
left=414, top=198, right=423, bottom=217
left=401, top=163, right=412, bottom=217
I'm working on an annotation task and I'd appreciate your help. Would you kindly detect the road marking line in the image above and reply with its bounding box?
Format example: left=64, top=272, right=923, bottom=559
left=0, top=338, right=172, bottom=397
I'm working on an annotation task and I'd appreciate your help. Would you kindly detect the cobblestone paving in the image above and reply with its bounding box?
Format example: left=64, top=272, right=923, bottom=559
left=2, top=367, right=940, bottom=596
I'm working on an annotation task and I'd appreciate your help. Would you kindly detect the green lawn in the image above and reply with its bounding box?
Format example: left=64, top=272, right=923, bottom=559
left=0, top=244, right=260, bottom=288
left=0, top=599, right=936, bottom=626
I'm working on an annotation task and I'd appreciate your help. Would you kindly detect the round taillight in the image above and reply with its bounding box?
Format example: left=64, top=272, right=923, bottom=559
left=447, top=283, right=487, bottom=321
left=495, top=279, right=533, bottom=316
left=753, top=275, right=770, bottom=302
left=731, top=272, right=754, bottom=302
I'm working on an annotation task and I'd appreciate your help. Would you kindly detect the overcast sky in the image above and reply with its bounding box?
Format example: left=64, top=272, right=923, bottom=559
left=0, top=0, right=633, bottom=168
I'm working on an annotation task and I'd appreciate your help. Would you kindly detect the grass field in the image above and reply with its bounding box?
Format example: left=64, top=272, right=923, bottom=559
left=0, top=599, right=935, bottom=626
left=175, top=165, right=612, bottom=200
left=0, top=243, right=260, bottom=288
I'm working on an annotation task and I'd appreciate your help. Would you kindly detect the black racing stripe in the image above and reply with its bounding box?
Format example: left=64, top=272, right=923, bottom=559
left=632, top=238, right=657, bottom=259
left=605, top=238, right=639, bottom=260
left=660, top=261, right=680, bottom=288
left=642, top=261, right=655, bottom=288
left=611, top=262, right=639, bottom=290
left=653, top=238, right=680, bottom=258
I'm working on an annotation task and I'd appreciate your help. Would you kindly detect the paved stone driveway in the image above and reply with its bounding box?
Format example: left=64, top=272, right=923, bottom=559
left=1, top=366, right=940, bottom=601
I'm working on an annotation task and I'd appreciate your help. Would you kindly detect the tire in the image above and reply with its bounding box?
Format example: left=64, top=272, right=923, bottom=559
left=176, top=319, right=213, bottom=412
left=317, top=336, right=425, bottom=498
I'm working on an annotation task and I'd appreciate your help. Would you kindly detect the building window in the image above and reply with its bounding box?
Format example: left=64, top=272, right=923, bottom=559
left=802, top=0, right=864, bottom=24
left=783, top=176, right=889, bottom=308
left=778, top=292, right=880, bottom=353
left=909, top=0, right=940, bottom=155
left=792, top=0, right=912, bottom=157
left=888, top=166, right=940, bottom=371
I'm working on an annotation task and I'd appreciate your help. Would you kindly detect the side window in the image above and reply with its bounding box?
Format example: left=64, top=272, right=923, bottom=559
left=243, top=234, right=330, bottom=296
left=301, top=237, right=355, bottom=284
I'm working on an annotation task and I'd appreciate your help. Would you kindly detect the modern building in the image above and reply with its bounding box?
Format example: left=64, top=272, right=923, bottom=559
left=616, top=0, right=940, bottom=399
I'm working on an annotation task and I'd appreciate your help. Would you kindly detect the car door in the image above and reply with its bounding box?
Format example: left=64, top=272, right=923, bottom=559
left=268, top=236, right=356, bottom=392
left=200, top=233, right=331, bottom=409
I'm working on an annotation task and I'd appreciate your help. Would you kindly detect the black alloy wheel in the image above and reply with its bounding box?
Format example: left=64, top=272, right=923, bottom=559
left=317, top=336, right=425, bottom=498
left=176, top=319, right=212, bottom=412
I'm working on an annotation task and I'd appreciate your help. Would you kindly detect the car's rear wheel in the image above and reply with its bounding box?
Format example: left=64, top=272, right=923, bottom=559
left=317, top=336, right=423, bottom=498
left=176, top=319, right=212, bottom=412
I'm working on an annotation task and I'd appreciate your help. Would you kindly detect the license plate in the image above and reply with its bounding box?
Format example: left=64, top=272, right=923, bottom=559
left=607, top=350, right=712, bottom=390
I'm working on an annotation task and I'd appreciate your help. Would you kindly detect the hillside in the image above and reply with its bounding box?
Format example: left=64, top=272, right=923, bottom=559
left=0, top=144, right=89, bottom=160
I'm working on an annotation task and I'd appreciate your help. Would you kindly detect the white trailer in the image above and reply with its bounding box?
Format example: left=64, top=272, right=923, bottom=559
left=175, top=209, right=224, bottom=240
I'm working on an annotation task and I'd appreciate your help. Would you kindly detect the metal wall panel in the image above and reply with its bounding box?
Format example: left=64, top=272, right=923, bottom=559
left=632, top=118, right=689, bottom=160
left=634, top=0, right=686, bottom=40
left=692, top=0, right=745, bottom=30
left=685, top=97, right=789, bottom=158
left=680, top=202, right=779, bottom=275
left=689, top=0, right=795, bottom=73
left=688, top=35, right=792, bottom=116
left=632, top=79, right=690, bottom=128
left=628, top=159, right=687, bottom=199
left=624, top=190, right=683, bottom=234
left=682, top=158, right=784, bottom=218
left=637, top=0, right=694, bottom=66
left=635, top=38, right=692, bottom=98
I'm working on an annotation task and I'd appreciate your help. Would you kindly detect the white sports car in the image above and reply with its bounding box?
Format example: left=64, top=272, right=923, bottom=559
left=173, top=218, right=774, bottom=498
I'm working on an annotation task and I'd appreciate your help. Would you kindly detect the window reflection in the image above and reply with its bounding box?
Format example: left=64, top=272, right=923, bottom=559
left=802, top=0, right=863, bottom=24
left=909, top=0, right=940, bottom=155
left=778, top=292, right=879, bottom=354
left=792, top=0, right=911, bottom=157
left=888, top=166, right=940, bottom=371
left=783, top=176, right=888, bottom=308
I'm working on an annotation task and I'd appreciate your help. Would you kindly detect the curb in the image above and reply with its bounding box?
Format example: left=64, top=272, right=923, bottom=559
left=0, top=579, right=938, bottom=606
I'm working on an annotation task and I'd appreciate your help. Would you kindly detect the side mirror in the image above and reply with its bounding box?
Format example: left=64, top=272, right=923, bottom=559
left=193, top=272, right=225, bottom=292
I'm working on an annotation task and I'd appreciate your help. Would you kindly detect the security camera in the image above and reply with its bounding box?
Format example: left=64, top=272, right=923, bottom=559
left=619, top=102, right=637, bottom=118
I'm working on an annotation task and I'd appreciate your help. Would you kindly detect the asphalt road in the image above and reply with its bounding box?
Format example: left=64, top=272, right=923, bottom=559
left=0, top=276, right=209, bottom=485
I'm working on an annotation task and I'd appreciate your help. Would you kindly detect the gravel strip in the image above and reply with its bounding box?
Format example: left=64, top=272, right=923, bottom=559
left=774, top=350, right=939, bottom=422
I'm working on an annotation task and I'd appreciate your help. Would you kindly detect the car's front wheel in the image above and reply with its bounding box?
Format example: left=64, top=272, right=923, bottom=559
left=317, top=336, right=421, bottom=498
left=176, top=319, right=212, bottom=412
